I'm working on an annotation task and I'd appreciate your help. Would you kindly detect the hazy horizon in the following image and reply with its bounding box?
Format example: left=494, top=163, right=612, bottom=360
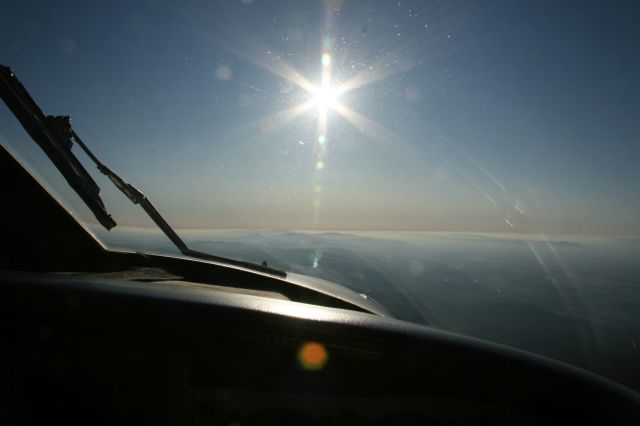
left=92, top=224, right=640, bottom=237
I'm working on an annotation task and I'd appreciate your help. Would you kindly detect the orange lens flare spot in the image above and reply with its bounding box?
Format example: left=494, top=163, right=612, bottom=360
left=298, top=342, right=328, bottom=370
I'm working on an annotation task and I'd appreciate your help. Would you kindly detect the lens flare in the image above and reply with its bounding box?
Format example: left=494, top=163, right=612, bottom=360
left=298, top=342, right=328, bottom=370
left=321, top=52, right=331, bottom=67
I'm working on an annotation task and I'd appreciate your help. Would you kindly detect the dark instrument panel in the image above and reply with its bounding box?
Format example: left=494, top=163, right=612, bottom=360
left=1, top=272, right=638, bottom=425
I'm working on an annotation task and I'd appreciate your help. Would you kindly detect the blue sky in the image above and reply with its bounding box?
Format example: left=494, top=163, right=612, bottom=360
left=1, top=0, right=639, bottom=235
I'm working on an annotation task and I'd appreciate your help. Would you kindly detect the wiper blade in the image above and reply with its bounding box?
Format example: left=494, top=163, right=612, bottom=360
left=0, top=65, right=116, bottom=230
left=0, top=65, right=286, bottom=278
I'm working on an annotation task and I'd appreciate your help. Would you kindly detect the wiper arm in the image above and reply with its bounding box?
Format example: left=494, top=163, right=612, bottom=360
left=0, top=65, right=286, bottom=278
left=72, top=129, right=286, bottom=276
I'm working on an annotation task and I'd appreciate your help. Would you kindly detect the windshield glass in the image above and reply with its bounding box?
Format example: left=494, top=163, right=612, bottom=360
left=2, top=0, right=639, bottom=391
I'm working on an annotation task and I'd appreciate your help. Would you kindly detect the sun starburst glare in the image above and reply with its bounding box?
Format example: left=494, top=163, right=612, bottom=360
left=208, top=18, right=415, bottom=227
left=211, top=32, right=407, bottom=145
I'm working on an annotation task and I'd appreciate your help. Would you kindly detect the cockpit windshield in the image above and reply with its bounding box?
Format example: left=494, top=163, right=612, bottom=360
left=1, top=0, right=639, bottom=392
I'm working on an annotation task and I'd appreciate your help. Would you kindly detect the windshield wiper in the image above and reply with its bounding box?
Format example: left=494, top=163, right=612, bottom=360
left=0, top=65, right=286, bottom=278
left=0, top=65, right=116, bottom=230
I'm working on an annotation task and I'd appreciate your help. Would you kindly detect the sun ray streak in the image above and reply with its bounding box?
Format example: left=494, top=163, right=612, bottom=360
left=335, top=30, right=454, bottom=95
left=437, top=153, right=498, bottom=207
left=220, top=100, right=315, bottom=148
left=254, top=53, right=317, bottom=94
left=456, top=147, right=507, bottom=193
left=202, top=34, right=317, bottom=94
left=336, top=59, right=415, bottom=95
left=334, top=103, right=396, bottom=146
left=259, top=100, right=315, bottom=132
left=524, top=237, right=604, bottom=370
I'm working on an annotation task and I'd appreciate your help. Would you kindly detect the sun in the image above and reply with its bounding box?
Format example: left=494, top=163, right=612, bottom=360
left=311, top=83, right=340, bottom=112
left=309, top=51, right=340, bottom=114
left=231, top=44, right=393, bottom=141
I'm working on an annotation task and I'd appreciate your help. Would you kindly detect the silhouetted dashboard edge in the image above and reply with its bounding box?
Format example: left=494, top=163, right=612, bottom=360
left=0, top=142, right=389, bottom=317
left=1, top=270, right=639, bottom=425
